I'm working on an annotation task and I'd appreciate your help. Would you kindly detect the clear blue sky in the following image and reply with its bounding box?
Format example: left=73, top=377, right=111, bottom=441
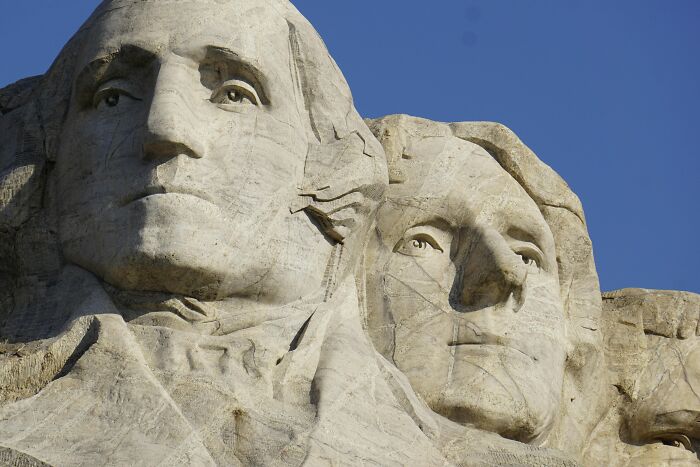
left=1, top=1, right=698, bottom=293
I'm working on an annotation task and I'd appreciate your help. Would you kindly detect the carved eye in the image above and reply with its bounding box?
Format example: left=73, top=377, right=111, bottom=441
left=396, top=234, right=444, bottom=258
left=94, top=89, right=122, bottom=109
left=518, top=253, right=537, bottom=267
left=514, top=247, right=542, bottom=273
left=658, top=434, right=696, bottom=453
left=103, top=92, right=120, bottom=107
left=93, top=85, right=141, bottom=110
left=210, top=79, right=260, bottom=106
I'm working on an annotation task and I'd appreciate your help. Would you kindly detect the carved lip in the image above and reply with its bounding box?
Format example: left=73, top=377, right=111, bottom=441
left=120, top=185, right=216, bottom=207
left=448, top=337, right=501, bottom=346
left=447, top=321, right=501, bottom=347
left=449, top=340, right=536, bottom=362
left=447, top=323, right=536, bottom=361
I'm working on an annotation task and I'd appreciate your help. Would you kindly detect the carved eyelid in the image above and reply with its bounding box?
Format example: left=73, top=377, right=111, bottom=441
left=506, top=227, right=545, bottom=261
left=655, top=433, right=696, bottom=452
left=512, top=242, right=544, bottom=268
left=211, top=79, right=261, bottom=106
left=92, top=79, right=142, bottom=108
left=401, top=233, right=443, bottom=252
left=199, top=54, right=269, bottom=106
left=394, top=222, right=454, bottom=255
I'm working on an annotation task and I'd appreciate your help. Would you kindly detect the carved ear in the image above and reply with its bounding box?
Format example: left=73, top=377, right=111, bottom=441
left=0, top=77, right=46, bottom=229
left=36, top=32, right=84, bottom=164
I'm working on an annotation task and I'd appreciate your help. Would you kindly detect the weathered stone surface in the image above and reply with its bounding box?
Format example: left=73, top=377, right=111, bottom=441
left=582, top=288, right=700, bottom=466
left=364, top=115, right=607, bottom=464
left=0, top=1, right=696, bottom=466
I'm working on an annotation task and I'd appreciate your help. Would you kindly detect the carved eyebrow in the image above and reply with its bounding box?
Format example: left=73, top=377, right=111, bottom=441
left=74, top=45, right=157, bottom=106
left=505, top=224, right=555, bottom=269
left=200, top=46, right=269, bottom=105
left=506, top=225, right=544, bottom=249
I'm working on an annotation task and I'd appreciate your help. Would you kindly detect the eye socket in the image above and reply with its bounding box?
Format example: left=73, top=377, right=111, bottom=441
left=210, top=79, right=260, bottom=107
left=657, top=434, right=696, bottom=453
left=518, top=253, right=537, bottom=267
left=395, top=233, right=444, bottom=258
left=92, top=85, right=141, bottom=110
left=513, top=246, right=543, bottom=273
left=101, top=91, right=120, bottom=108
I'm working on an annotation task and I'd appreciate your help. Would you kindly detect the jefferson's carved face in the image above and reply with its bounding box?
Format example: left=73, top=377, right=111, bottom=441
left=56, top=0, right=333, bottom=302
left=366, top=136, right=567, bottom=443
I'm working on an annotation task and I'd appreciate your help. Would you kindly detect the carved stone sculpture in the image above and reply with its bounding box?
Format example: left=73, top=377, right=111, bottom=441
left=0, top=1, right=697, bottom=466
left=584, top=288, right=700, bottom=466
left=364, top=115, right=608, bottom=464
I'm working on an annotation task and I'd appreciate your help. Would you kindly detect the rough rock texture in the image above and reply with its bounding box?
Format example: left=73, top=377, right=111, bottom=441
left=0, top=1, right=696, bottom=466
left=364, top=115, right=609, bottom=462
left=582, top=289, right=700, bottom=466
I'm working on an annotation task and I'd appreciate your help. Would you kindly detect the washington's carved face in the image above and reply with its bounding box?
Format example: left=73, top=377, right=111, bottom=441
left=366, top=136, right=567, bottom=443
left=56, top=0, right=333, bottom=302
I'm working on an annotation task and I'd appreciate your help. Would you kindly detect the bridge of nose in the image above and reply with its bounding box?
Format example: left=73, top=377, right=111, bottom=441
left=142, top=59, right=208, bottom=160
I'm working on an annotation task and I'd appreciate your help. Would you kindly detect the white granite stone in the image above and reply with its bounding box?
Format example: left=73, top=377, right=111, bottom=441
left=0, top=2, right=696, bottom=466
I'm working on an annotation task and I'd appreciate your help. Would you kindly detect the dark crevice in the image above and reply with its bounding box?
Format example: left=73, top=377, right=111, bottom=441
left=52, top=318, right=99, bottom=381
left=303, top=209, right=337, bottom=246
left=289, top=314, right=313, bottom=352
left=644, top=328, right=671, bottom=339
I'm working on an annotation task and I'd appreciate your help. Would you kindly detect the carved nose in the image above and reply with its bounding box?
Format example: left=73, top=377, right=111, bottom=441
left=452, top=227, right=528, bottom=311
left=143, top=81, right=206, bottom=160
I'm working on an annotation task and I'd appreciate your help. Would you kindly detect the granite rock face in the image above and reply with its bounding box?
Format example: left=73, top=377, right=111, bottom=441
left=0, top=1, right=696, bottom=466
left=584, top=289, right=700, bottom=466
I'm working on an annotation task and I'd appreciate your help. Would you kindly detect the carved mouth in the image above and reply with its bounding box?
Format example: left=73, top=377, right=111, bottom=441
left=120, top=185, right=215, bottom=207
left=447, top=323, right=536, bottom=361
left=448, top=341, right=537, bottom=362
left=447, top=321, right=501, bottom=347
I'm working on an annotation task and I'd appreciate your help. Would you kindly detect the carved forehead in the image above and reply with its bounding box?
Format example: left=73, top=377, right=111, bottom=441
left=80, top=0, right=294, bottom=68
left=372, top=117, right=540, bottom=210
left=91, top=0, right=291, bottom=29
left=389, top=135, right=546, bottom=224
left=93, top=0, right=289, bottom=17
left=396, top=136, right=513, bottom=193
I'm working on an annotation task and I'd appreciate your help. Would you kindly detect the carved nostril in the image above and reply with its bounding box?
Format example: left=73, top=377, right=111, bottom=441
left=453, top=229, right=529, bottom=312
left=141, top=112, right=206, bottom=159
left=142, top=138, right=203, bottom=160
left=457, top=267, right=525, bottom=311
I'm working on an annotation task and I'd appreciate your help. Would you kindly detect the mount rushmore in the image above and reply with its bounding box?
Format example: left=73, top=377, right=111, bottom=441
left=0, top=1, right=697, bottom=465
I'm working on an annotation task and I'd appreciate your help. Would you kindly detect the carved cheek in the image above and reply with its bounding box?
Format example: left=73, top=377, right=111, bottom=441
left=384, top=255, right=454, bottom=304
left=382, top=255, right=457, bottom=343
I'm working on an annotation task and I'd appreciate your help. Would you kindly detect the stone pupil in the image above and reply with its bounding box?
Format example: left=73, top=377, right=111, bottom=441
left=105, top=94, right=119, bottom=107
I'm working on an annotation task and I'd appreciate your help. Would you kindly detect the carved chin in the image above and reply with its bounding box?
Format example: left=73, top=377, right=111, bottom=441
left=62, top=226, right=262, bottom=300
left=414, top=348, right=561, bottom=444
left=436, top=380, right=558, bottom=444
left=59, top=195, right=271, bottom=299
left=101, top=244, right=233, bottom=300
